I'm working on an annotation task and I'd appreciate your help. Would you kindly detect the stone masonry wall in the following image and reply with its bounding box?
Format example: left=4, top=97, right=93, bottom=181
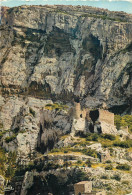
left=74, top=182, right=92, bottom=195
left=99, top=109, right=114, bottom=125
left=74, top=103, right=82, bottom=119
left=74, top=102, right=87, bottom=119
left=83, top=191, right=106, bottom=195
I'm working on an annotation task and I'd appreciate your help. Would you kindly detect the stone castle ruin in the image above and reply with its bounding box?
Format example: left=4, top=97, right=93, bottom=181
left=71, top=102, right=117, bottom=135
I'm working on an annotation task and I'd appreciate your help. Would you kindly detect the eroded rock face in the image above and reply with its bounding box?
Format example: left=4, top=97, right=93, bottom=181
left=1, top=96, right=53, bottom=160
left=0, top=95, right=72, bottom=160
left=20, top=171, right=34, bottom=195
left=0, top=5, right=132, bottom=113
left=0, top=5, right=132, bottom=162
left=37, top=107, right=72, bottom=154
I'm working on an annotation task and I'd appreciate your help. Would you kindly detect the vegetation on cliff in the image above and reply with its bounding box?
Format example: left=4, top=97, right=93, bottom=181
left=114, top=115, right=132, bottom=132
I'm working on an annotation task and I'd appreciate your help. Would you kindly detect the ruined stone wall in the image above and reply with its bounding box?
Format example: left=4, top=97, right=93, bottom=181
left=73, top=104, right=116, bottom=135
left=83, top=191, right=106, bottom=195
left=74, top=102, right=81, bottom=119
left=100, top=149, right=111, bottom=163
left=74, top=183, right=85, bottom=195
left=99, top=109, right=114, bottom=125
left=82, top=109, right=87, bottom=118
left=74, top=102, right=87, bottom=119
left=74, top=182, right=92, bottom=195
left=86, top=110, right=91, bottom=121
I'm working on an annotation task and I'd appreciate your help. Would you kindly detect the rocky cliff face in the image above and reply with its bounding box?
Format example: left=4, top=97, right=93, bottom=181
left=0, top=5, right=132, bottom=111
left=0, top=4, right=132, bottom=157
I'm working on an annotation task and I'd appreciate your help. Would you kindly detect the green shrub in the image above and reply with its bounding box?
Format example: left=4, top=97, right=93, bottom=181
left=114, top=115, right=122, bottom=130
left=5, top=165, right=15, bottom=178
left=20, top=129, right=26, bottom=134
left=8, top=151, right=17, bottom=164
left=63, top=161, right=72, bottom=167
left=113, top=140, right=132, bottom=148
left=116, top=164, right=131, bottom=171
left=45, top=104, right=53, bottom=107
left=111, top=174, right=121, bottom=181
left=5, top=135, right=16, bottom=143
left=82, top=148, right=97, bottom=158
left=45, top=103, right=68, bottom=111
left=77, top=160, right=82, bottom=164
left=51, top=148, right=60, bottom=153
left=105, top=165, right=113, bottom=170
left=109, top=148, right=114, bottom=156
left=102, top=142, right=112, bottom=148
left=86, top=133, right=99, bottom=141
left=85, top=160, right=92, bottom=167
left=86, top=136, right=92, bottom=141
left=122, top=180, right=129, bottom=185
left=106, top=186, right=112, bottom=191
left=102, top=134, right=116, bottom=141
left=114, top=115, right=132, bottom=132
left=101, top=175, right=108, bottom=179
left=80, top=143, right=87, bottom=147
left=92, top=134, right=98, bottom=141
left=106, top=160, right=112, bottom=164
left=0, top=147, right=17, bottom=179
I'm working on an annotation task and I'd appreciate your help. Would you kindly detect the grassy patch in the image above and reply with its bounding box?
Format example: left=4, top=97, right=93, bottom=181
left=92, top=163, right=106, bottom=169
left=45, top=103, right=68, bottom=111
left=60, top=135, right=69, bottom=141
left=50, top=146, right=97, bottom=158
left=84, top=133, right=119, bottom=148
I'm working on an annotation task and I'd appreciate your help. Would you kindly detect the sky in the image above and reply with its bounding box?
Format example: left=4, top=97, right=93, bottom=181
left=0, top=0, right=132, bottom=13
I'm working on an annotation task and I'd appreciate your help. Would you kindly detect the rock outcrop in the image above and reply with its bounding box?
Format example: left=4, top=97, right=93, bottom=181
left=0, top=5, right=132, bottom=113
left=1, top=97, right=72, bottom=161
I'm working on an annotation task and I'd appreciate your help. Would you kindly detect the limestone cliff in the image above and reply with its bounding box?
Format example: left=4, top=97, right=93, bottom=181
left=0, top=5, right=132, bottom=113
left=0, top=3, right=132, bottom=162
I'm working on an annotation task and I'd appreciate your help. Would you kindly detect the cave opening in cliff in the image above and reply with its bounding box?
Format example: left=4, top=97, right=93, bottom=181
left=89, top=110, right=99, bottom=123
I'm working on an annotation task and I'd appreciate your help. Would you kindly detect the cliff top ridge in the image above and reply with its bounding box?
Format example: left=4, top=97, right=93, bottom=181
left=1, top=4, right=132, bottom=23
